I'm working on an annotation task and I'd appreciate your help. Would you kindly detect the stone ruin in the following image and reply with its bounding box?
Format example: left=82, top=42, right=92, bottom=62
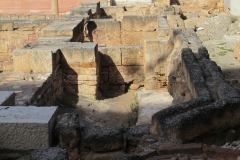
left=1, top=0, right=240, bottom=159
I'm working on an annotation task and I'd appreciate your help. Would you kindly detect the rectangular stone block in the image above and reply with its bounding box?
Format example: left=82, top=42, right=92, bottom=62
left=109, top=66, right=144, bottom=84
left=0, top=91, right=15, bottom=106
left=122, top=15, right=158, bottom=32
left=78, top=84, right=97, bottom=95
left=99, top=47, right=122, bottom=66
left=60, top=42, right=98, bottom=64
left=0, top=106, right=58, bottom=150
left=121, top=46, right=144, bottom=65
left=122, top=31, right=157, bottom=46
left=105, top=20, right=122, bottom=46
left=12, top=44, right=62, bottom=73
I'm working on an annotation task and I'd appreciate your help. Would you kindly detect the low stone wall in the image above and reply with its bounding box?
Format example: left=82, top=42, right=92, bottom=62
left=0, top=20, right=53, bottom=71
left=0, top=14, right=62, bottom=20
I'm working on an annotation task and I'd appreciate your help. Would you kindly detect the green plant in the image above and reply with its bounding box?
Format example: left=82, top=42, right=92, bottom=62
left=212, top=54, right=216, bottom=57
left=218, top=51, right=227, bottom=56
left=130, top=95, right=139, bottom=113
left=218, top=42, right=226, bottom=45
left=230, top=63, right=235, bottom=66
left=227, top=48, right=234, bottom=52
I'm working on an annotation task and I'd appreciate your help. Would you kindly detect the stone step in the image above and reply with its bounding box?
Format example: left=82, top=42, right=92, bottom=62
left=70, top=8, right=92, bottom=17
left=36, top=37, right=72, bottom=44
left=12, top=43, right=64, bottom=73
left=41, top=18, right=84, bottom=42
left=0, top=91, right=15, bottom=106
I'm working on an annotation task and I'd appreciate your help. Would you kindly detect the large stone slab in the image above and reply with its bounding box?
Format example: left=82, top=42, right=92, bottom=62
left=136, top=90, right=173, bottom=125
left=12, top=43, right=62, bottom=73
left=0, top=106, right=58, bottom=150
left=0, top=91, right=15, bottom=106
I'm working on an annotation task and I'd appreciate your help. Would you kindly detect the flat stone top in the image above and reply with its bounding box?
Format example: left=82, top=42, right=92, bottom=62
left=0, top=106, right=57, bottom=123
left=0, top=91, right=14, bottom=105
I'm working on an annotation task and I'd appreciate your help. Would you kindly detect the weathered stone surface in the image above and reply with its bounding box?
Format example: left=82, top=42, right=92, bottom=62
left=56, top=113, right=80, bottom=160
left=122, top=31, right=157, bottom=46
left=158, top=143, right=202, bottom=155
left=29, top=147, right=68, bottom=160
left=203, top=145, right=240, bottom=159
left=136, top=90, right=172, bottom=125
left=122, top=15, right=158, bottom=32
left=0, top=106, right=57, bottom=150
left=99, top=47, right=122, bottom=66
left=126, top=124, right=150, bottom=146
left=130, top=84, right=140, bottom=90
left=60, top=42, right=98, bottom=64
left=151, top=48, right=240, bottom=143
left=82, top=125, right=123, bottom=152
left=234, top=41, right=240, bottom=63
left=0, top=21, right=13, bottom=31
left=12, top=43, right=61, bottom=73
left=109, top=66, right=144, bottom=84
left=110, top=153, right=141, bottom=160
left=121, top=46, right=144, bottom=66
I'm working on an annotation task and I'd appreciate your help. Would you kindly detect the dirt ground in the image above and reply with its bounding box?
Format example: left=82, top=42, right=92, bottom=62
left=57, top=89, right=139, bottom=128
left=203, top=40, right=240, bottom=91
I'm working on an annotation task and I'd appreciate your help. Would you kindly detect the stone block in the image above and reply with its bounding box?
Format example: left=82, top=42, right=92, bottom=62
left=60, top=42, right=98, bottom=64
left=0, top=106, right=58, bottom=150
left=82, top=126, right=123, bottom=152
left=0, top=42, right=8, bottom=53
left=122, top=15, right=158, bottom=32
left=105, top=20, right=122, bottom=46
left=12, top=43, right=62, bottom=73
left=78, top=84, right=97, bottom=96
left=99, top=47, right=122, bottom=66
left=109, top=66, right=144, bottom=84
left=144, top=39, right=173, bottom=76
left=0, top=21, right=13, bottom=31
left=0, top=91, right=15, bottom=106
left=121, top=46, right=144, bottom=65
left=41, top=18, right=84, bottom=39
left=122, top=31, right=157, bottom=46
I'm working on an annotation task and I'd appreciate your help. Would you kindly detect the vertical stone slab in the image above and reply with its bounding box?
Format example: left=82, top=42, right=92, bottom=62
left=230, top=0, right=240, bottom=16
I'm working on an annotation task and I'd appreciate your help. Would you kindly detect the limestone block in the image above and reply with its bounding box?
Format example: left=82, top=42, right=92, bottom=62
left=109, top=66, right=144, bottom=84
left=122, top=15, right=158, bottom=32
left=234, top=41, right=240, bottom=63
left=60, top=42, right=98, bottom=64
left=99, top=47, right=122, bottom=66
left=106, top=20, right=122, bottom=46
left=0, top=42, right=8, bottom=53
left=122, top=31, right=157, bottom=46
left=0, top=91, right=15, bottom=106
left=78, top=84, right=97, bottom=96
left=121, top=46, right=144, bottom=65
left=0, top=106, right=58, bottom=150
left=82, top=126, right=123, bottom=152
left=56, top=113, right=80, bottom=160
left=154, top=0, right=169, bottom=7
left=12, top=44, right=61, bottom=73
left=144, top=39, right=173, bottom=76
left=0, top=21, right=13, bottom=31
left=77, top=75, right=98, bottom=81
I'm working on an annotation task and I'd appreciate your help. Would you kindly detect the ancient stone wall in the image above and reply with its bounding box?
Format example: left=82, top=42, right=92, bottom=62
left=0, top=20, right=53, bottom=71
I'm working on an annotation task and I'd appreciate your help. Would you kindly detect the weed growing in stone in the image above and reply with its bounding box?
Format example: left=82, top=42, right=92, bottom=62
left=230, top=63, right=235, bottom=66
left=130, top=95, right=139, bottom=113
left=218, top=51, right=227, bottom=56
left=212, top=54, right=216, bottom=57
left=227, top=48, right=234, bottom=52
left=218, top=42, right=226, bottom=46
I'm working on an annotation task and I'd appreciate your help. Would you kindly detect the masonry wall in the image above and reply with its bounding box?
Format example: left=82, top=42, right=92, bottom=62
left=0, top=20, right=52, bottom=71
